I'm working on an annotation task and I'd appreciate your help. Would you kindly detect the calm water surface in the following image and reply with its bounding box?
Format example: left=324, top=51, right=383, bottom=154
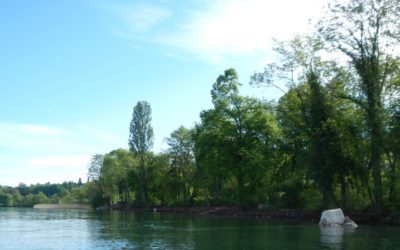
left=0, top=208, right=398, bottom=249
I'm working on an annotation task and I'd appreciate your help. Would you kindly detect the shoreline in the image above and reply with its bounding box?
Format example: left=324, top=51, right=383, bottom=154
left=2, top=204, right=398, bottom=224
left=152, top=206, right=319, bottom=221
left=107, top=205, right=399, bottom=225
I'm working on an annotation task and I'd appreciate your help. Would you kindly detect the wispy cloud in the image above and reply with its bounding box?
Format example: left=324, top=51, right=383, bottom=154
left=0, top=122, right=69, bottom=139
left=100, top=0, right=328, bottom=64
left=0, top=122, right=125, bottom=186
left=30, top=156, right=91, bottom=170
left=161, top=0, right=328, bottom=63
left=75, top=123, right=120, bottom=143
left=103, top=1, right=171, bottom=34
left=0, top=122, right=70, bottom=149
left=16, top=124, right=68, bottom=136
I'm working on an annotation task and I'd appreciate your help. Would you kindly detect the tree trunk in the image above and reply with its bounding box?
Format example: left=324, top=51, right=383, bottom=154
left=367, top=81, right=383, bottom=212
left=340, top=177, right=347, bottom=210
left=355, top=55, right=384, bottom=213
left=139, top=154, right=148, bottom=207
left=387, top=155, right=397, bottom=204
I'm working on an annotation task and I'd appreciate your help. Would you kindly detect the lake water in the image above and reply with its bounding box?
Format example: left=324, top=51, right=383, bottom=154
left=0, top=208, right=398, bottom=249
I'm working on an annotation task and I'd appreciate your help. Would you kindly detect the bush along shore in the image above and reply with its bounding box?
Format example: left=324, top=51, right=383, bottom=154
left=0, top=181, right=89, bottom=208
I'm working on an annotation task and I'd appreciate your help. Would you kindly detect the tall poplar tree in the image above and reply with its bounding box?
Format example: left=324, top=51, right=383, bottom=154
left=129, top=101, right=154, bottom=207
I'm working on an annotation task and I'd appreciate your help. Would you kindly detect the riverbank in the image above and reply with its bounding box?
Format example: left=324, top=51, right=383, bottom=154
left=109, top=205, right=400, bottom=225
left=153, top=206, right=319, bottom=220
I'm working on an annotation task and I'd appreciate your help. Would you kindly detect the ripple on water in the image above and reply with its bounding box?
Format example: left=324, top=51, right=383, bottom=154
left=0, top=208, right=399, bottom=250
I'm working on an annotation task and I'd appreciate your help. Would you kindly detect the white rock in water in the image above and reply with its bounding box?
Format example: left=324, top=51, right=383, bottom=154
left=319, top=208, right=345, bottom=226
left=344, top=216, right=358, bottom=228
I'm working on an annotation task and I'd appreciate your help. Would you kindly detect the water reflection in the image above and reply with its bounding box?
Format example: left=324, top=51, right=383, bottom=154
left=89, top=214, right=323, bottom=249
left=92, top=211, right=196, bottom=249
left=320, top=225, right=356, bottom=249
left=1, top=208, right=400, bottom=249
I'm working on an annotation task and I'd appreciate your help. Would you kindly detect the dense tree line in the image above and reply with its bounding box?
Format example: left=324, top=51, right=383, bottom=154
left=0, top=181, right=86, bottom=207
left=85, top=0, right=400, bottom=215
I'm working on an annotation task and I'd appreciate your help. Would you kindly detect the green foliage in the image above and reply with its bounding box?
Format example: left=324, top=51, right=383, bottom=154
left=0, top=192, right=14, bottom=207
left=0, top=181, right=88, bottom=207
left=165, top=126, right=196, bottom=205
left=84, top=181, right=107, bottom=208
left=100, top=149, right=137, bottom=205
left=129, top=101, right=154, bottom=154
left=128, top=101, right=154, bottom=207
left=88, top=154, right=103, bottom=181
left=318, top=0, right=400, bottom=212
left=251, top=27, right=398, bottom=212
left=34, top=192, right=49, bottom=204
left=194, top=68, right=280, bottom=207
left=146, top=153, right=170, bottom=206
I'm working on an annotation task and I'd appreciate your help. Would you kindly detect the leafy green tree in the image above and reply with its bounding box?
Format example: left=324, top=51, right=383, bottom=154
left=31, top=183, right=62, bottom=197
left=274, top=84, right=312, bottom=208
left=0, top=192, right=14, bottom=207
left=129, top=101, right=154, bottom=207
left=13, top=192, right=23, bottom=207
left=19, top=194, right=33, bottom=207
left=307, top=70, right=351, bottom=207
left=17, top=183, right=30, bottom=196
left=88, top=154, right=103, bottom=181
left=192, top=123, right=220, bottom=206
left=71, top=186, right=87, bottom=203
left=195, top=69, right=279, bottom=206
left=84, top=180, right=107, bottom=208
left=86, top=154, right=106, bottom=208
left=146, top=153, right=170, bottom=206
left=318, top=0, right=400, bottom=211
left=33, top=191, right=49, bottom=205
left=165, top=126, right=196, bottom=205
left=385, top=105, right=400, bottom=205
left=252, top=35, right=368, bottom=209
left=100, top=149, right=137, bottom=206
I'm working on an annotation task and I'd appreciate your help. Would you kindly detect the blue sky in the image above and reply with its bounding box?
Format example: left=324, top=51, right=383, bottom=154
left=0, top=0, right=327, bottom=186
